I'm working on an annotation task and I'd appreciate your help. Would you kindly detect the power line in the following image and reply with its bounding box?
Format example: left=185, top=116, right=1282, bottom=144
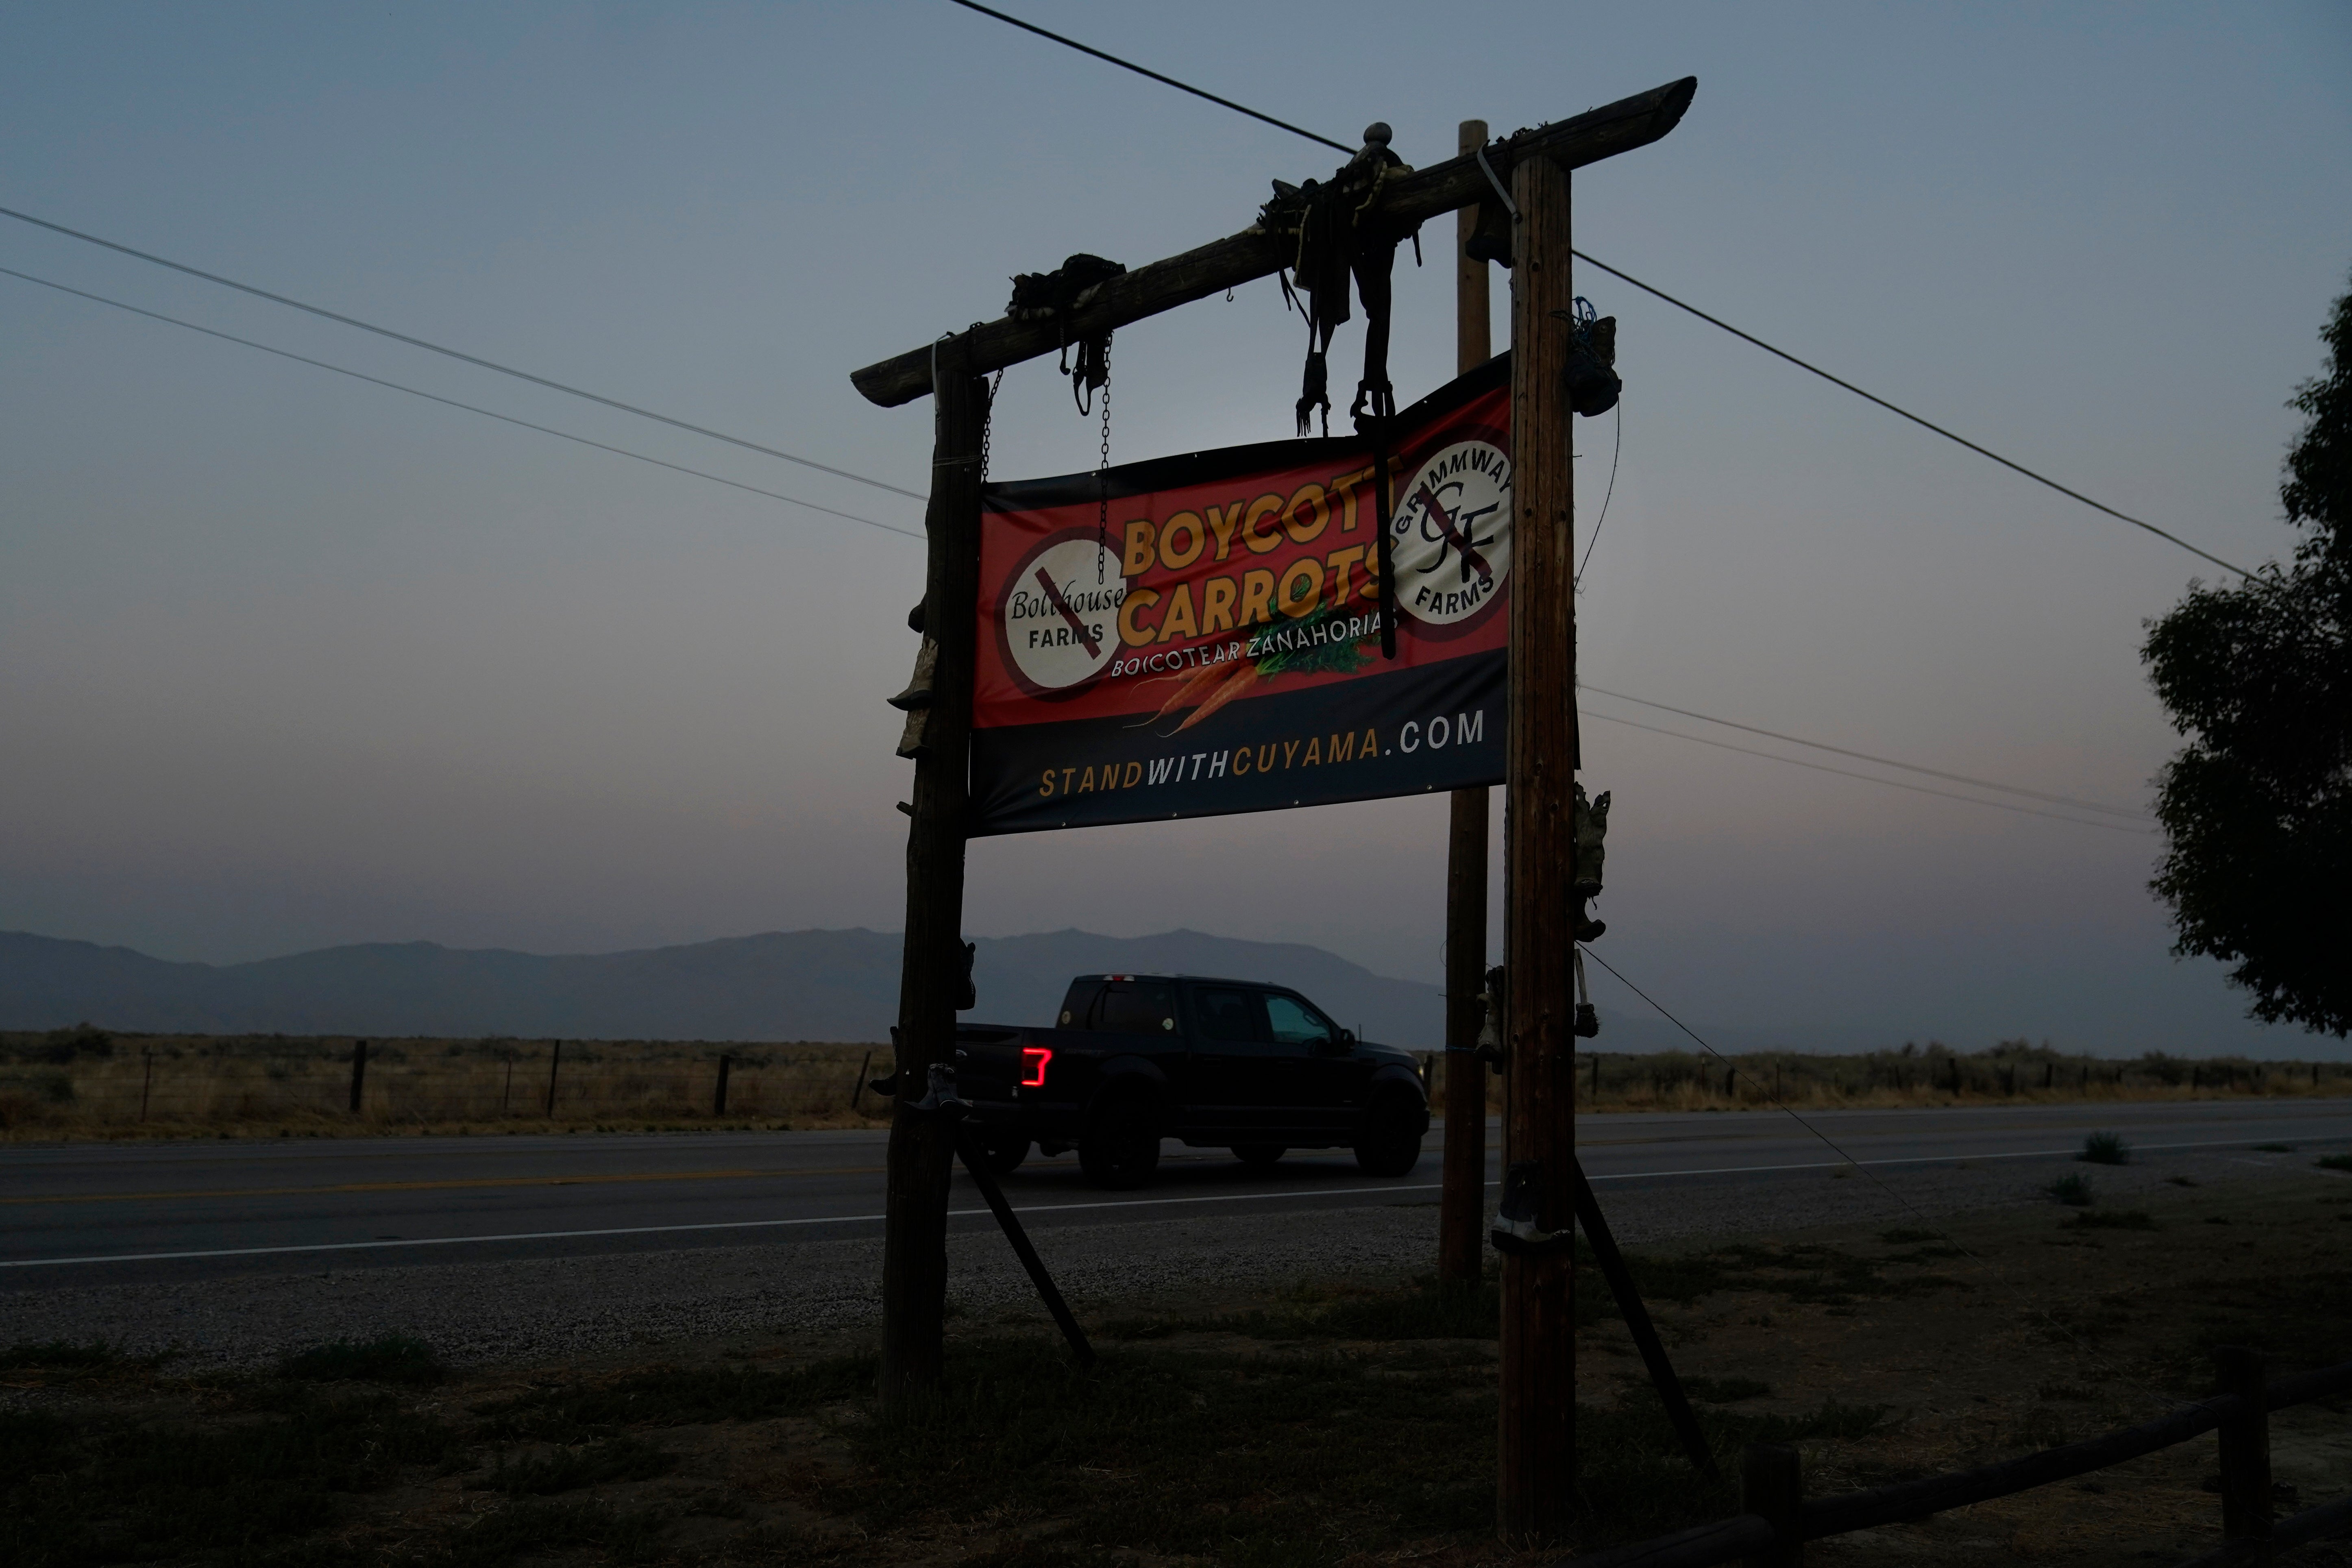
left=0, top=265, right=923, bottom=542
left=944, top=1, right=1353, bottom=155
left=1566, top=252, right=2253, bottom=580
left=943, top=1, right=2254, bottom=581
left=1580, top=682, right=2149, bottom=819
left=1580, top=710, right=2153, bottom=834
left=0, top=204, right=928, bottom=503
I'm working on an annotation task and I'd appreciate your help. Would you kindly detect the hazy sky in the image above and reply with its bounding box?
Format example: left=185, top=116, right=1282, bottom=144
left=3, top=4, right=2348, bottom=1056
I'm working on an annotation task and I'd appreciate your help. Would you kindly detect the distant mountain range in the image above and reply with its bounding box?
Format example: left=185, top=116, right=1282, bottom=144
left=0, top=927, right=1466, bottom=1048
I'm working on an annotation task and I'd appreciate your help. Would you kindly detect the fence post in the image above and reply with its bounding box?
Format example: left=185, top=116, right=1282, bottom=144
left=1741, top=1443, right=1803, bottom=1567
left=547, top=1040, right=562, bottom=1116
left=348, top=1040, right=367, bottom=1116
left=502, top=1056, right=514, bottom=1115
left=140, top=1048, right=154, bottom=1121
left=2215, top=1346, right=2273, bottom=1561
left=714, top=1054, right=732, bottom=1117
left=851, top=1048, right=873, bottom=1111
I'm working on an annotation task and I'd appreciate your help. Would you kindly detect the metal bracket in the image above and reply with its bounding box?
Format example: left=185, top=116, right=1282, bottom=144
left=1490, top=1161, right=1573, bottom=1257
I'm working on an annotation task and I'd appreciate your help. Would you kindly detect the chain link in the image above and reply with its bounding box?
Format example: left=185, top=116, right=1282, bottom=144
left=980, top=367, right=1002, bottom=482
left=1095, top=334, right=1113, bottom=582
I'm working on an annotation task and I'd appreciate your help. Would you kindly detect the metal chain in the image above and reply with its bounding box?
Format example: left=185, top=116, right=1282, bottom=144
left=1095, top=333, right=1113, bottom=582
left=981, top=366, right=1002, bottom=481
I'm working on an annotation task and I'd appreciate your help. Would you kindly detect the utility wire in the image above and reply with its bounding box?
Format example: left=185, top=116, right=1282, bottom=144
left=944, top=1, right=1354, bottom=155
left=944, top=1, right=2254, bottom=580
left=1579, top=709, right=2153, bottom=834
left=1580, top=682, right=2149, bottom=819
left=1569, top=251, right=2253, bottom=580
left=0, top=265, right=922, bottom=542
left=0, top=204, right=927, bottom=503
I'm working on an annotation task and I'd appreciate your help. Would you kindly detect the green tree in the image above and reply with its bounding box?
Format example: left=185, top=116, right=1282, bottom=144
left=2141, top=272, right=2352, bottom=1037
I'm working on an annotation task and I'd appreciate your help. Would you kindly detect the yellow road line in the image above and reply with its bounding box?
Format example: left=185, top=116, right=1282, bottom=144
left=0, top=1165, right=888, bottom=1206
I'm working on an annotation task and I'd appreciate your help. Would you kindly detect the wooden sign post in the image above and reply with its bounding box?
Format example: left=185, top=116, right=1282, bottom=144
left=851, top=76, right=1694, bottom=1517
left=1438, top=117, right=1494, bottom=1290
left=1499, top=148, right=1581, bottom=1539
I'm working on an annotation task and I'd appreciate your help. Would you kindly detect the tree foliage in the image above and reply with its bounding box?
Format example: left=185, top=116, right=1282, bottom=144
left=2141, top=272, right=2352, bottom=1036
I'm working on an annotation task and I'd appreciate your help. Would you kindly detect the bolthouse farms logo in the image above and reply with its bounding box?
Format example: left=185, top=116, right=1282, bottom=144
left=1390, top=438, right=1512, bottom=626
left=1000, top=536, right=1126, bottom=691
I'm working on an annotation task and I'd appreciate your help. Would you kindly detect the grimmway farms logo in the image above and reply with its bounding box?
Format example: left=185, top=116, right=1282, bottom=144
left=1391, top=438, right=1511, bottom=626
left=1001, top=537, right=1124, bottom=690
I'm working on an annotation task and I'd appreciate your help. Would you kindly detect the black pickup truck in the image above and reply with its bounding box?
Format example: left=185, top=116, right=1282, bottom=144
left=950, top=973, right=1431, bottom=1189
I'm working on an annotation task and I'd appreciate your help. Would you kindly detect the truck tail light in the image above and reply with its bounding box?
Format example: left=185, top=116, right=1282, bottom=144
left=1019, top=1047, right=1053, bottom=1089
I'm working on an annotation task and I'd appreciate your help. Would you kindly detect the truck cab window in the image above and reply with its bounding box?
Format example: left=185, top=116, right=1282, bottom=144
left=1057, top=980, right=1103, bottom=1028
left=1262, top=992, right=1335, bottom=1049
left=1093, top=982, right=1177, bottom=1034
left=1193, top=987, right=1261, bottom=1043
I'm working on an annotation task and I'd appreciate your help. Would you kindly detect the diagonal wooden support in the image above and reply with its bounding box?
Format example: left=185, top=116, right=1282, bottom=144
left=954, top=1124, right=1096, bottom=1369
left=850, top=78, right=1695, bottom=407
left=1571, top=1156, right=1720, bottom=1484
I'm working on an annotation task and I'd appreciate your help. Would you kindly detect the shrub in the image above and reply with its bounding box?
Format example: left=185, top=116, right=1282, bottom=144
left=2315, top=1154, right=2352, bottom=1173
left=2045, top=1173, right=2095, bottom=1207
left=2079, top=1132, right=2130, bottom=1165
left=279, top=1335, right=446, bottom=1385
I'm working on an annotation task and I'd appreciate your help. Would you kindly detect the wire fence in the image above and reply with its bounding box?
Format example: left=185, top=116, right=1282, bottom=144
left=0, top=1028, right=885, bottom=1137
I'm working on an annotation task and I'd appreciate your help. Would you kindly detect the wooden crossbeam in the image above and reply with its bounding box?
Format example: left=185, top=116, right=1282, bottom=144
left=849, top=77, right=1696, bottom=408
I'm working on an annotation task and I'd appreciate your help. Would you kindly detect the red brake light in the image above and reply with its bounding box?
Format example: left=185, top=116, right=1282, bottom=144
left=1019, top=1046, right=1053, bottom=1089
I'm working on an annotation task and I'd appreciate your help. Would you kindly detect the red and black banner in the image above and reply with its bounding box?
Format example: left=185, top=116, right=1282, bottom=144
left=970, top=356, right=1511, bottom=836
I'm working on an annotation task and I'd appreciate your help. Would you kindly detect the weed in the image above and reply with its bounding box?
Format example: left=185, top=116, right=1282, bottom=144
left=2062, top=1210, right=2157, bottom=1231
left=281, top=1334, right=446, bottom=1385
left=2079, top=1132, right=2131, bottom=1165
left=2045, top=1173, right=2095, bottom=1206
left=484, top=1434, right=675, bottom=1495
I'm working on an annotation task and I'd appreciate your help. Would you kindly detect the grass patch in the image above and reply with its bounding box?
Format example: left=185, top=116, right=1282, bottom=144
left=821, top=1336, right=1883, bottom=1559
left=280, top=1333, right=446, bottom=1385
left=0, top=1339, right=149, bottom=1375
left=2078, top=1132, right=2131, bottom=1165
left=2062, top=1210, right=2157, bottom=1231
left=2045, top=1173, right=2095, bottom=1206
left=420, top=1500, right=672, bottom=1568
left=472, top=1355, right=875, bottom=1441
left=0, top=1387, right=460, bottom=1567
left=485, top=1434, right=675, bottom=1495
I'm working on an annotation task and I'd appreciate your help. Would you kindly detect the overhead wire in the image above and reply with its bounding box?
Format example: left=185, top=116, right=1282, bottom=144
left=944, top=0, right=1354, bottom=155
left=0, top=265, right=923, bottom=542
left=1579, top=709, right=2154, bottom=834
left=0, top=203, right=928, bottom=503
left=939, top=0, right=2254, bottom=580
left=1579, top=683, right=2149, bottom=819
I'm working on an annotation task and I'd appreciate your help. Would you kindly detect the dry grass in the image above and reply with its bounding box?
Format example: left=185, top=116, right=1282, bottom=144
left=6, top=1024, right=2348, bottom=1141
left=1456, top=1040, right=2352, bottom=1115
left=0, top=1027, right=887, bottom=1141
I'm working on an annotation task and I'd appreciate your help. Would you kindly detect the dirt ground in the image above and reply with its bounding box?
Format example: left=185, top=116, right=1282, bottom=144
left=6, top=1161, right=2349, bottom=1567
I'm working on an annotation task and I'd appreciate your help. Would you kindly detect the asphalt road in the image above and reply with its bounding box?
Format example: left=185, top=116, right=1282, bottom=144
left=7, top=1098, right=2349, bottom=1292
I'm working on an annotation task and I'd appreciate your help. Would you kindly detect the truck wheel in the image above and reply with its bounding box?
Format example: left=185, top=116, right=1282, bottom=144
left=1353, top=1094, right=1423, bottom=1178
left=1078, top=1096, right=1161, bottom=1189
left=1230, top=1144, right=1286, bottom=1169
left=976, top=1135, right=1030, bottom=1175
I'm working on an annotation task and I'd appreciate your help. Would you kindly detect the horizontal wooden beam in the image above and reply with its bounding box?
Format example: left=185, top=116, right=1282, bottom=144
left=849, top=76, right=1697, bottom=407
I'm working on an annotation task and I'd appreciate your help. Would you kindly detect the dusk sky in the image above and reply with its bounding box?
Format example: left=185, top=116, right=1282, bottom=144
left=4, top=4, right=2348, bottom=1057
